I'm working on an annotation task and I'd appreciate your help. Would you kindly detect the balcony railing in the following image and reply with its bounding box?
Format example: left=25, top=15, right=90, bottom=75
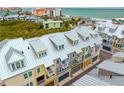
left=37, top=80, right=45, bottom=85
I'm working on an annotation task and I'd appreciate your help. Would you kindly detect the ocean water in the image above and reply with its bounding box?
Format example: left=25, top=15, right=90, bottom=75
left=62, top=8, right=124, bottom=19
left=0, top=8, right=124, bottom=19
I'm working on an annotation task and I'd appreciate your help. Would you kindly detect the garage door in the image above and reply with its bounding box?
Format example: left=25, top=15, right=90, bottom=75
left=58, top=72, right=69, bottom=82
left=103, top=46, right=111, bottom=52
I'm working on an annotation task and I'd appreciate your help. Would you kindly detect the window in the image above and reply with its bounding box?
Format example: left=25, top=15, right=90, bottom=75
left=25, top=82, right=33, bottom=86
left=26, top=83, right=30, bottom=86
left=29, top=82, right=33, bottom=86
left=45, top=24, right=49, bottom=28
left=53, top=23, right=56, bottom=27
left=86, top=37, right=89, bottom=40
left=103, top=39, right=107, bottom=43
left=73, top=40, right=78, bottom=45
left=44, top=51, right=47, bottom=55
left=24, top=71, right=32, bottom=79
left=40, top=51, right=47, bottom=57
left=28, top=71, right=32, bottom=77
left=39, top=54, right=41, bottom=57
left=59, top=45, right=61, bottom=50
left=73, top=53, right=75, bottom=57
left=59, top=45, right=64, bottom=50
left=62, top=45, right=64, bottom=49
left=24, top=73, right=28, bottom=79
left=60, top=23, right=63, bottom=27
left=56, top=59, right=59, bottom=64
left=16, top=62, right=21, bottom=69
left=57, top=67, right=61, bottom=72
left=37, top=67, right=41, bottom=73
left=85, top=53, right=91, bottom=59
left=11, top=63, right=16, bottom=70
left=42, top=52, right=44, bottom=56
left=21, top=61, right=24, bottom=67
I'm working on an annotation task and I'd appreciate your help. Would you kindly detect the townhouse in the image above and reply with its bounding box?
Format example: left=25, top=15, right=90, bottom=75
left=0, top=26, right=102, bottom=86
left=96, top=22, right=124, bottom=53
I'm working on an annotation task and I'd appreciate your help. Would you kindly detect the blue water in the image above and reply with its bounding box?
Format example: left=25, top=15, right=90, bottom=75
left=62, top=8, right=124, bottom=19
left=1, top=8, right=124, bottom=19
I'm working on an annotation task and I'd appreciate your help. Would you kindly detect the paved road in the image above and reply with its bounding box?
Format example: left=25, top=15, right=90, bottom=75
left=64, top=50, right=112, bottom=86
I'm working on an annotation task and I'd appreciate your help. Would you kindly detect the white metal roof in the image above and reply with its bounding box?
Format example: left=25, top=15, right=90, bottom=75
left=76, top=27, right=90, bottom=38
left=0, top=26, right=102, bottom=81
left=96, top=21, right=124, bottom=39
left=97, top=59, right=124, bottom=75
left=29, top=39, right=47, bottom=53
left=5, top=15, right=18, bottom=18
left=43, top=20, right=63, bottom=24
left=71, top=75, right=113, bottom=86
left=112, top=52, right=124, bottom=58
left=64, top=31, right=79, bottom=42
left=0, top=39, right=8, bottom=50
left=49, top=35, right=65, bottom=46
left=5, top=47, right=25, bottom=64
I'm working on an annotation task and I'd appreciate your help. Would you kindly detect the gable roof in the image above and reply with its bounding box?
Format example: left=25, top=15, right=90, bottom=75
left=76, top=27, right=90, bottom=38
left=65, top=31, right=79, bottom=42
left=29, top=39, right=47, bottom=53
left=49, top=35, right=64, bottom=46
left=5, top=47, right=25, bottom=64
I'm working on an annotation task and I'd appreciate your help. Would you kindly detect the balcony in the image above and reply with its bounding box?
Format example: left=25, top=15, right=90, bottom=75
left=36, top=75, right=45, bottom=86
left=46, top=66, right=55, bottom=79
left=71, top=59, right=80, bottom=67
left=37, top=80, right=45, bottom=85
left=85, top=53, right=91, bottom=59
